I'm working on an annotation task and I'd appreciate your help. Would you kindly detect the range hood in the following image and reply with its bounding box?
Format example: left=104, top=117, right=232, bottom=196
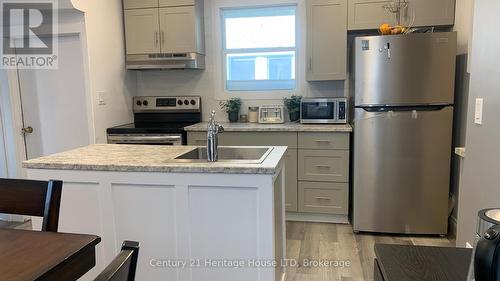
left=126, top=53, right=205, bottom=70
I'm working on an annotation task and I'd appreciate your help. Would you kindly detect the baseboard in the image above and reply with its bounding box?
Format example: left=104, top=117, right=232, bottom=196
left=286, top=212, right=349, bottom=224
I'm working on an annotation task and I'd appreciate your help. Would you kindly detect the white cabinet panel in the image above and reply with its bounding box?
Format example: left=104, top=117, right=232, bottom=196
left=348, top=0, right=455, bottom=30
left=159, top=6, right=197, bottom=53
left=159, top=0, right=195, bottom=7
left=111, top=184, right=177, bottom=281
left=284, top=149, right=298, bottom=212
left=404, top=0, right=455, bottom=27
left=348, top=0, right=394, bottom=30
left=124, top=0, right=158, bottom=9
left=307, top=0, right=347, bottom=81
left=124, top=9, right=160, bottom=54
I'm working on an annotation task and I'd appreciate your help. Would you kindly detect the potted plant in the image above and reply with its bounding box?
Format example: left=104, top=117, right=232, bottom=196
left=220, top=98, right=242, bottom=123
left=284, top=95, right=302, bottom=122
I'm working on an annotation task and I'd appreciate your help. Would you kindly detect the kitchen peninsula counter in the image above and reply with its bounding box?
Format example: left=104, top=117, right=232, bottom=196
left=24, top=144, right=286, bottom=281
left=23, top=144, right=287, bottom=175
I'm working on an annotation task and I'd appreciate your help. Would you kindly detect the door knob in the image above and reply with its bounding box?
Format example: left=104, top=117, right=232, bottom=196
left=22, top=126, right=34, bottom=134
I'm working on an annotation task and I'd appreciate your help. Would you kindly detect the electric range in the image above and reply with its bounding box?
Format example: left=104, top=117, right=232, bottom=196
left=106, top=96, right=201, bottom=145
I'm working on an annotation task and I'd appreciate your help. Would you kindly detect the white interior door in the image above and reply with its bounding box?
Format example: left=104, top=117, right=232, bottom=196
left=0, top=70, right=10, bottom=177
left=0, top=106, right=7, bottom=178
left=17, top=35, right=91, bottom=159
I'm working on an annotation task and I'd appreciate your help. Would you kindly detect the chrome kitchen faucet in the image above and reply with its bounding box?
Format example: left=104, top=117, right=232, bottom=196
left=207, top=110, right=224, bottom=162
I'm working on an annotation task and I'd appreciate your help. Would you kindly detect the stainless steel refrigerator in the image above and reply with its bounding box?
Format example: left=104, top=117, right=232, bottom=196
left=352, top=32, right=457, bottom=234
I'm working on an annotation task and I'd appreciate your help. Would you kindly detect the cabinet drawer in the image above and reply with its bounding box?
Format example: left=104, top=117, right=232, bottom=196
left=298, top=132, right=349, bottom=150
left=298, top=150, right=349, bottom=182
left=298, top=181, right=348, bottom=214
left=124, top=0, right=159, bottom=9
left=188, top=131, right=298, bottom=148
left=284, top=149, right=298, bottom=212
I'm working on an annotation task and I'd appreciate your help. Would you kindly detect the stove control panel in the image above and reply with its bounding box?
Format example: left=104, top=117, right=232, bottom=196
left=133, top=96, right=201, bottom=113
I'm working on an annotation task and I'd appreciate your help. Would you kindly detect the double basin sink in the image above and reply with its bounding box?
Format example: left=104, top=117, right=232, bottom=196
left=174, top=147, right=274, bottom=164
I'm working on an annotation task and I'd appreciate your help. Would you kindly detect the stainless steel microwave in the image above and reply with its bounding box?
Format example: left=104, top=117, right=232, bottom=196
left=300, top=98, right=348, bottom=124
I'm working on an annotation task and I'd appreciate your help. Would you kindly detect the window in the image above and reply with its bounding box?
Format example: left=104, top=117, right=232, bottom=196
left=222, top=6, right=297, bottom=92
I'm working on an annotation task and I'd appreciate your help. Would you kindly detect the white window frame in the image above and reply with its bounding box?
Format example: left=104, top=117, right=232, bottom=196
left=212, top=0, right=306, bottom=100
left=221, top=6, right=297, bottom=92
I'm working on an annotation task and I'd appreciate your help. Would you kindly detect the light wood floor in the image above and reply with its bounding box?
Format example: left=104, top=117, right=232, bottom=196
left=285, top=222, right=454, bottom=281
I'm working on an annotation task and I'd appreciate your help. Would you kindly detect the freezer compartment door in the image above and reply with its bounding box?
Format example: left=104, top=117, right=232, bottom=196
left=353, top=106, right=453, bottom=234
left=354, top=32, right=457, bottom=106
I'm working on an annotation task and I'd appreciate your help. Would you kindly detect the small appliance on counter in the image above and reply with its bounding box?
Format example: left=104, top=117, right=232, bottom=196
left=248, top=107, right=259, bottom=123
left=300, top=98, right=348, bottom=124
left=468, top=208, right=500, bottom=281
left=106, top=96, right=201, bottom=145
left=259, top=105, right=284, bottom=124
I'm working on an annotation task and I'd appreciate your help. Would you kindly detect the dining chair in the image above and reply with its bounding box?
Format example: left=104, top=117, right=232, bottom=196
left=0, top=178, right=63, bottom=232
left=94, top=241, right=140, bottom=281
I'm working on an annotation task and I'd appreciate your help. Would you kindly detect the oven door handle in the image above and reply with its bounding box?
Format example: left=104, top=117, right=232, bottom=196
left=108, top=136, right=182, bottom=142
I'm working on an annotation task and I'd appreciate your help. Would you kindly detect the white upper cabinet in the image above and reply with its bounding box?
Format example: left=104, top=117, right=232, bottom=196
left=348, top=0, right=394, bottom=30
left=306, top=0, right=347, bottom=81
left=159, top=6, right=197, bottom=53
left=348, top=0, right=456, bottom=30
left=159, top=0, right=195, bottom=7
left=123, top=0, right=159, bottom=9
left=123, top=1, right=204, bottom=56
left=404, top=0, right=455, bottom=27
left=124, top=9, right=160, bottom=54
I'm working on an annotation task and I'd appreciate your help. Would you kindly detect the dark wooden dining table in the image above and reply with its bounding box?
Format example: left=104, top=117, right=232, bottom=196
left=0, top=228, right=101, bottom=281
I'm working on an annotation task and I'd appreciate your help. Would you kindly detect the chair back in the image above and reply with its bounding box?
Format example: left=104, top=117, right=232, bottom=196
left=94, top=241, right=140, bottom=281
left=0, top=178, right=62, bottom=232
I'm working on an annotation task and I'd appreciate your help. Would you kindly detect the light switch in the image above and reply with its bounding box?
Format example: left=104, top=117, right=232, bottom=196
left=97, top=91, right=106, bottom=106
left=474, top=98, right=483, bottom=125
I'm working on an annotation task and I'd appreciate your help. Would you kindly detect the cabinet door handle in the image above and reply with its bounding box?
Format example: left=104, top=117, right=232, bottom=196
left=315, top=140, right=331, bottom=143
left=315, top=165, right=331, bottom=169
left=309, top=56, right=312, bottom=71
left=154, top=31, right=159, bottom=47
left=161, top=31, right=165, bottom=46
left=315, top=197, right=332, bottom=201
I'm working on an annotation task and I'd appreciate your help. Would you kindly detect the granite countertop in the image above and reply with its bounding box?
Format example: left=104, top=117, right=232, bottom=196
left=22, top=144, right=287, bottom=175
left=184, top=122, right=353, bottom=132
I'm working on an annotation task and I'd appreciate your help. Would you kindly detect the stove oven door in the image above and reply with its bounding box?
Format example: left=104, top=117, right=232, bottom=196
left=107, top=134, right=184, bottom=145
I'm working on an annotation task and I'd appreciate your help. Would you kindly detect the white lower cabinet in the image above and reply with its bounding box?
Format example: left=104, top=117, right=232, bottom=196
left=187, top=130, right=350, bottom=220
left=298, top=181, right=348, bottom=214
left=284, top=149, right=298, bottom=212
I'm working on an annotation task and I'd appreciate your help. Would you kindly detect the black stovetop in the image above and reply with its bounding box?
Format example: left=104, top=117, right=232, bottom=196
left=106, top=122, right=197, bottom=134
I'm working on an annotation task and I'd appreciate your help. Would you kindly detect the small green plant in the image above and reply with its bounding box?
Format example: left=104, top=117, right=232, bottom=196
left=220, top=98, right=242, bottom=113
left=284, top=95, right=302, bottom=114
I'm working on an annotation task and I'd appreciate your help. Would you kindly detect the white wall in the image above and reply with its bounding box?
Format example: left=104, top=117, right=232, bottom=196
left=136, top=0, right=347, bottom=122
left=71, top=0, right=136, bottom=143
left=457, top=0, right=500, bottom=246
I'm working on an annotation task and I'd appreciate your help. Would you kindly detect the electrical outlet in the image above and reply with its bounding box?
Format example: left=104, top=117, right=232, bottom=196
left=474, top=98, right=483, bottom=125
left=97, top=91, right=106, bottom=106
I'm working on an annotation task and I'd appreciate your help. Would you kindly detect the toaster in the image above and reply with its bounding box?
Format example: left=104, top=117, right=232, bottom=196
left=259, top=105, right=285, bottom=124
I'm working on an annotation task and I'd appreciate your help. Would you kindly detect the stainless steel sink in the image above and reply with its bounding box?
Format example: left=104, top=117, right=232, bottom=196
left=174, top=147, right=273, bottom=164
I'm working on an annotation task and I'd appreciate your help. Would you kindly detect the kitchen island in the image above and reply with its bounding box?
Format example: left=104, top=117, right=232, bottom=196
left=23, top=144, right=287, bottom=281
